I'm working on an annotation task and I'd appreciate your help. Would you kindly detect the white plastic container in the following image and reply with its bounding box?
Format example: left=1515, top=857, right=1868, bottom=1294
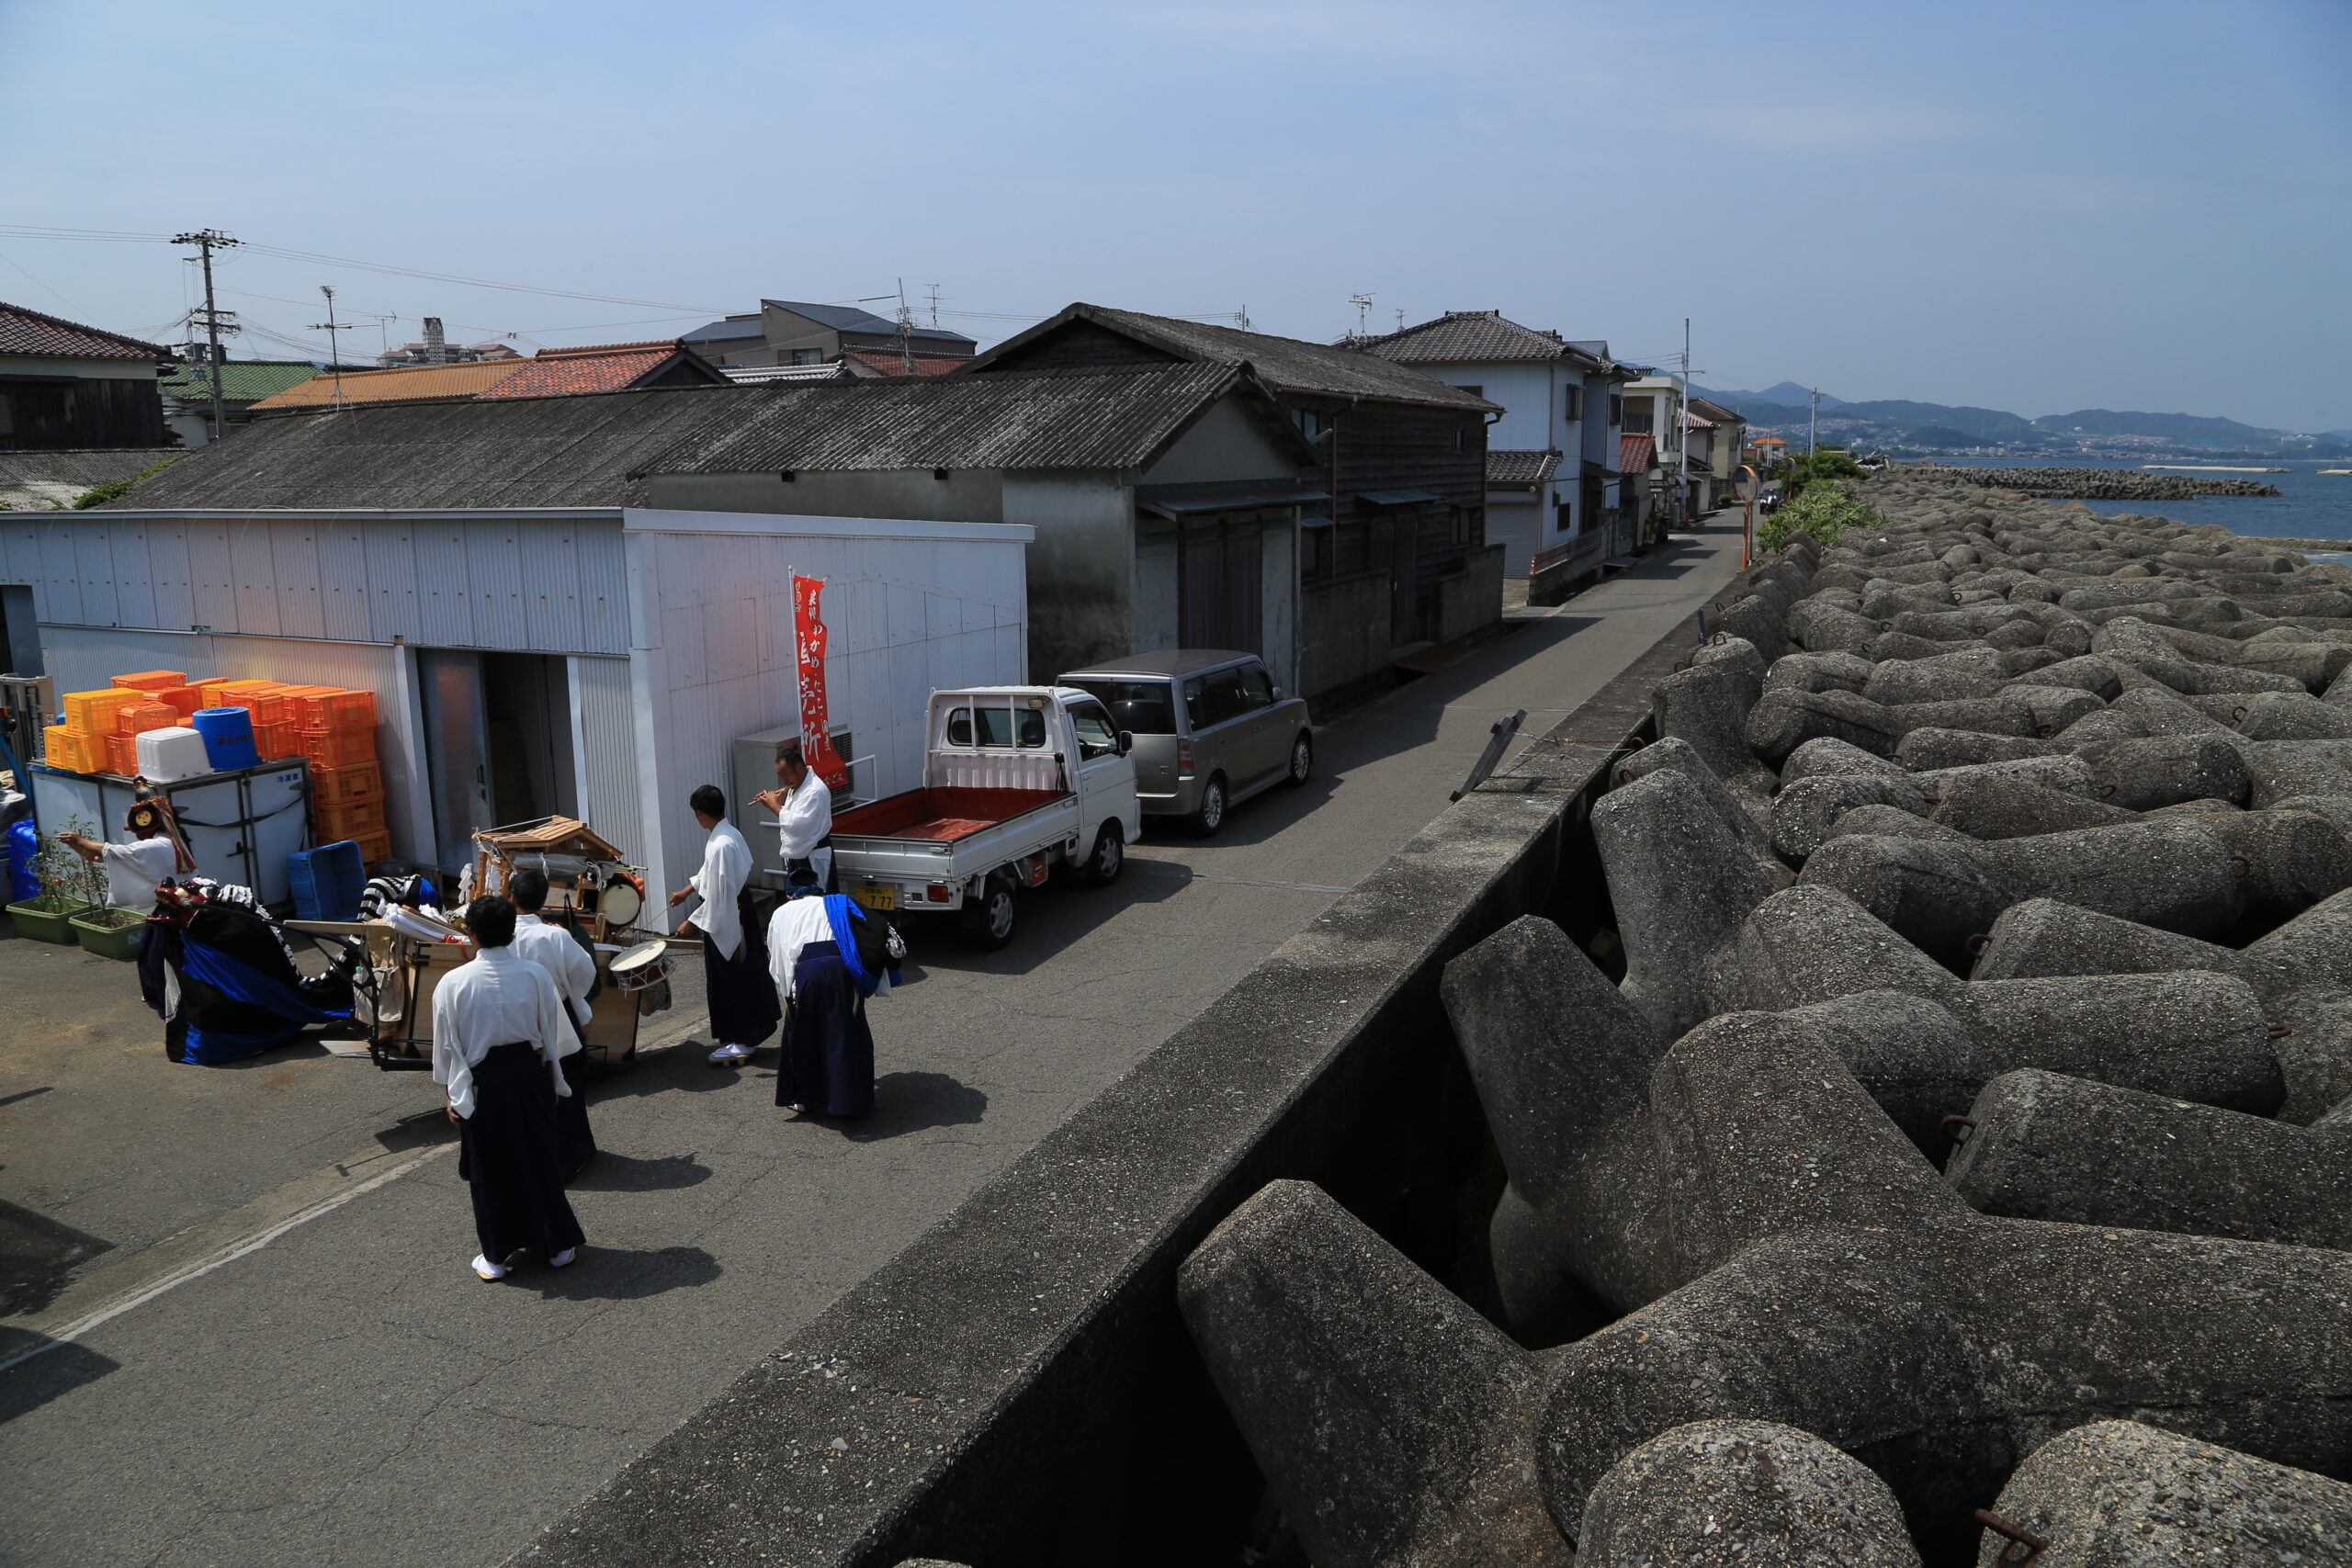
left=137, top=726, right=213, bottom=783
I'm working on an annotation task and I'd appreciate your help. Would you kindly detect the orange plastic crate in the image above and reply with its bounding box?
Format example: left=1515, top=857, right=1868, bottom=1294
left=316, top=796, right=387, bottom=840
left=112, top=670, right=187, bottom=692
left=63, top=688, right=140, bottom=731
left=43, top=725, right=89, bottom=773
left=313, top=759, right=383, bottom=804
left=160, top=685, right=209, bottom=718
left=232, top=684, right=294, bottom=725
left=300, top=725, right=376, bottom=766
left=291, top=688, right=377, bottom=731
left=255, top=720, right=304, bottom=761
left=353, top=830, right=393, bottom=866
left=117, top=700, right=178, bottom=736
left=106, top=732, right=140, bottom=775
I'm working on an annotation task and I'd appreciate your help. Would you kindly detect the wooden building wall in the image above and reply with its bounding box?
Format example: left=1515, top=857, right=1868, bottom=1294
left=0, top=374, right=168, bottom=450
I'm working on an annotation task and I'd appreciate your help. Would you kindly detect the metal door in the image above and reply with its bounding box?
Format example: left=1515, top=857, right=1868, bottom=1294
left=417, top=648, right=493, bottom=873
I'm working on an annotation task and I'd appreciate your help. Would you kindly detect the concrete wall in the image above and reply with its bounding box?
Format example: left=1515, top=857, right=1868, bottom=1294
left=1137, top=397, right=1300, bottom=487
left=1001, top=472, right=1133, bottom=683
left=513, top=565, right=1759, bottom=1568
left=1435, top=543, right=1506, bottom=644
left=1131, top=525, right=1178, bottom=662
left=1259, top=522, right=1296, bottom=695
left=1298, top=567, right=1391, bottom=702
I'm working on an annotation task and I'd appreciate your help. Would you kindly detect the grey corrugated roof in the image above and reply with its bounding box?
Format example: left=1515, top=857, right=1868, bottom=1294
left=93, top=386, right=778, bottom=510
left=964, top=304, right=1498, bottom=412
left=0, top=447, right=179, bottom=509
left=662, top=362, right=1269, bottom=474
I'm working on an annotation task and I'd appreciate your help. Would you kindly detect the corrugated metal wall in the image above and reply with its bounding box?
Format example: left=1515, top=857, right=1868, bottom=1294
left=632, top=526, right=1027, bottom=897
left=0, top=512, right=628, bottom=655
left=569, top=655, right=643, bottom=870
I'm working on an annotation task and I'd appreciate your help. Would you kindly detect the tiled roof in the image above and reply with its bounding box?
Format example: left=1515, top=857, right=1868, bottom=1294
left=719, top=362, right=854, bottom=383
left=158, top=359, right=322, bottom=404
left=1687, top=395, right=1741, bottom=423
left=762, top=299, right=975, bottom=346
left=251, top=358, right=532, bottom=410
left=1621, top=434, right=1657, bottom=472
left=963, top=304, right=1498, bottom=412
left=1487, top=449, right=1562, bottom=484
left=0, top=300, right=171, bottom=362
left=841, top=347, right=974, bottom=378
left=664, top=362, right=1293, bottom=474
left=681, top=316, right=768, bottom=344
left=1353, top=310, right=1589, bottom=365
left=474, top=347, right=685, bottom=400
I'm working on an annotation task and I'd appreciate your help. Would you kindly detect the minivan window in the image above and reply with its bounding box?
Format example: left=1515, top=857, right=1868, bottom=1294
left=1182, top=675, right=1208, bottom=731
left=1238, top=663, right=1274, bottom=709
left=1067, top=678, right=1176, bottom=735
left=946, top=705, right=1047, bottom=748
left=1066, top=699, right=1119, bottom=758
left=1199, top=668, right=1250, bottom=728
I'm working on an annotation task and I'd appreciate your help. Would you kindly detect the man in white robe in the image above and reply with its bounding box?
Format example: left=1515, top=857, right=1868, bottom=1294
left=509, top=867, right=597, bottom=1176
left=58, top=817, right=184, bottom=910
left=432, top=895, right=582, bottom=1280
left=667, top=784, right=781, bottom=1066
left=754, top=739, right=834, bottom=893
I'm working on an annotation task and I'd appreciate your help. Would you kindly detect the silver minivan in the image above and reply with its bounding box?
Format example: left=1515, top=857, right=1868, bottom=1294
left=1058, top=649, right=1312, bottom=836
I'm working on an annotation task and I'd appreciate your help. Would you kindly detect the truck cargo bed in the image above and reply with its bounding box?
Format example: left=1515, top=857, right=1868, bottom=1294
left=833, top=786, right=1066, bottom=844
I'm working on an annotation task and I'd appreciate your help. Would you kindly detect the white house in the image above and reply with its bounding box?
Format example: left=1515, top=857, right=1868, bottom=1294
left=1622, top=373, right=1690, bottom=533
left=1355, top=312, right=1641, bottom=587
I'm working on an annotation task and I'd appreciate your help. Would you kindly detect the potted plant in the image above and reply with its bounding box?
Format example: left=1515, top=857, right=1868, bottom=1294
left=6, top=815, right=101, bottom=944
left=59, top=813, right=151, bottom=960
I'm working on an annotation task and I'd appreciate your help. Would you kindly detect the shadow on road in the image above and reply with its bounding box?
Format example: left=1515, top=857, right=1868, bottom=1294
left=0, top=1334, right=119, bottom=1424
left=571, top=1151, right=713, bottom=1192
left=526, top=1244, right=721, bottom=1302
left=843, top=1070, right=988, bottom=1142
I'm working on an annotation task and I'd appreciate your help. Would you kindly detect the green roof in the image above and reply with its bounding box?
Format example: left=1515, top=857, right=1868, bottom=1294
left=158, top=360, right=322, bottom=403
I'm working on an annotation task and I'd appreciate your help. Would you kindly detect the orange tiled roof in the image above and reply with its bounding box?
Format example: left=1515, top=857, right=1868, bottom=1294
left=0, top=299, right=171, bottom=361
left=251, top=358, right=531, bottom=410
left=475, top=346, right=683, bottom=400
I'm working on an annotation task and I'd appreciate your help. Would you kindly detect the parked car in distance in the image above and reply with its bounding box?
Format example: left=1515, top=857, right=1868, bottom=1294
left=1058, top=649, right=1312, bottom=837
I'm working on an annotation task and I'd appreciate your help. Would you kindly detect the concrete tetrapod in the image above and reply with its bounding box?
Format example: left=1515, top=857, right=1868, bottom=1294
left=1577, top=1420, right=1923, bottom=1568
left=1977, top=1421, right=2352, bottom=1567
left=1945, top=1068, right=2352, bottom=1249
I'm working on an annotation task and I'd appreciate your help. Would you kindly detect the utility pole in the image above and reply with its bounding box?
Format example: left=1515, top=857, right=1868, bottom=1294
left=1809, top=388, right=1820, bottom=456
left=307, top=286, right=352, bottom=411
left=173, top=229, right=241, bottom=444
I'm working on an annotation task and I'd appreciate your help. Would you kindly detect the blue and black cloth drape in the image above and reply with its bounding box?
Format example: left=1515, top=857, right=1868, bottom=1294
left=140, top=901, right=355, bottom=1066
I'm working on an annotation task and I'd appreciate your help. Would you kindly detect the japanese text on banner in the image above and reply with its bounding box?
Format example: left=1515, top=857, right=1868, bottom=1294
left=793, top=575, right=851, bottom=790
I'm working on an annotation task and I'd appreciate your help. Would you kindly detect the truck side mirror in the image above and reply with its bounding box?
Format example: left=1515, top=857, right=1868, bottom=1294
left=1116, top=730, right=1134, bottom=756
left=1270, top=685, right=1283, bottom=700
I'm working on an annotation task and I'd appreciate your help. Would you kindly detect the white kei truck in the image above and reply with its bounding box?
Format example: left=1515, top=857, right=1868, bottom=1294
left=829, top=686, right=1142, bottom=949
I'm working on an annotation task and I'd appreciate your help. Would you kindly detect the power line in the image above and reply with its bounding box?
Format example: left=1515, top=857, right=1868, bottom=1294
left=172, top=230, right=240, bottom=443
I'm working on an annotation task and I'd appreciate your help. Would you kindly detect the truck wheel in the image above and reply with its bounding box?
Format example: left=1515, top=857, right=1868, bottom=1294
left=960, top=874, right=1018, bottom=950
left=1082, top=821, right=1125, bottom=886
left=1187, top=774, right=1227, bottom=838
left=1282, top=732, right=1313, bottom=788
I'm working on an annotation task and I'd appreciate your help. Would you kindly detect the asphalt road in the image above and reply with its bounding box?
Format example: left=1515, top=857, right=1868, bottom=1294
left=0, top=515, right=1745, bottom=1568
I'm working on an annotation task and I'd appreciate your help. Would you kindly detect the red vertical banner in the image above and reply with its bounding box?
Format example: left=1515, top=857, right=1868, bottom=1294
left=793, top=575, right=850, bottom=791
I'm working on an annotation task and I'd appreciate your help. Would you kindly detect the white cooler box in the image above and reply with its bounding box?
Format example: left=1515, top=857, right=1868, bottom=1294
left=136, top=726, right=213, bottom=783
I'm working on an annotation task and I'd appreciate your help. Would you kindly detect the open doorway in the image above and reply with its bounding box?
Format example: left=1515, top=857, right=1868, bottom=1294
left=416, top=649, right=576, bottom=873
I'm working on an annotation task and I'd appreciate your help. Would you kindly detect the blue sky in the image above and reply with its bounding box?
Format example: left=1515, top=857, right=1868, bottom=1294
left=3, top=0, right=2346, bottom=429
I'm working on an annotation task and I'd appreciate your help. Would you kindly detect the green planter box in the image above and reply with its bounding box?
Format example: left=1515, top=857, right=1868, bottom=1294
left=6, top=897, right=94, bottom=945
left=69, top=909, right=147, bottom=961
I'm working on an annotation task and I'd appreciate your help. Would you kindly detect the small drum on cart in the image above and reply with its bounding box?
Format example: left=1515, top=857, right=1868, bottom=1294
left=599, top=877, right=644, bottom=930
left=608, top=938, right=673, bottom=1013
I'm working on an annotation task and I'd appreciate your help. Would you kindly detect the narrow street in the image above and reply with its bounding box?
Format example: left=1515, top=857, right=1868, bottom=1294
left=0, top=514, right=1746, bottom=1568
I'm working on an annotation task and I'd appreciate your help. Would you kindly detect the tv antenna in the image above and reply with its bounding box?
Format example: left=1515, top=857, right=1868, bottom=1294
left=925, top=283, right=944, bottom=329
left=306, top=286, right=354, bottom=410
left=1349, top=293, right=1375, bottom=338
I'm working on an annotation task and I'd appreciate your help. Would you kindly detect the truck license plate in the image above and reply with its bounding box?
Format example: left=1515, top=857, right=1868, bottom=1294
left=852, top=883, right=897, bottom=912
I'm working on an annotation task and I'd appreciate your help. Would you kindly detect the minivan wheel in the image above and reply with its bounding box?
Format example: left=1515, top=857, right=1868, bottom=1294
left=960, top=876, right=1018, bottom=950
left=1283, top=732, right=1313, bottom=788
left=1188, top=774, right=1227, bottom=838
left=1083, top=821, right=1125, bottom=886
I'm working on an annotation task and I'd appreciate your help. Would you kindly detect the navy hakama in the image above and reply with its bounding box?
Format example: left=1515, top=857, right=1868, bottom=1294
left=556, top=1019, right=597, bottom=1179
left=775, top=940, right=875, bottom=1117
left=458, top=1041, right=585, bottom=1264
left=703, top=887, right=781, bottom=1048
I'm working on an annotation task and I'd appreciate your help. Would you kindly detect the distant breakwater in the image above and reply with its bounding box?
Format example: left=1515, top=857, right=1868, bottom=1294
left=1906, top=464, right=2282, bottom=501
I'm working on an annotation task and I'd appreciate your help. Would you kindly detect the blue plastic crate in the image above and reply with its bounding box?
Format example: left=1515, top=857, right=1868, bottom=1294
left=288, top=840, right=366, bottom=920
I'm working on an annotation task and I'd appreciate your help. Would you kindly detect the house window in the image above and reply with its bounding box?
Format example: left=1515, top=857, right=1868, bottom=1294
left=1453, top=427, right=1464, bottom=453
left=1609, top=394, right=1623, bottom=427
left=1450, top=506, right=1472, bottom=545
left=790, top=348, right=822, bottom=365
left=1555, top=497, right=1574, bottom=534
left=1292, top=408, right=1323, bottom=439
left=1623, top=399, right=1655, bottom=434
left=1563, top=385, right=1581, bottom=422
left=1300, top=524, right=1331, bottom=581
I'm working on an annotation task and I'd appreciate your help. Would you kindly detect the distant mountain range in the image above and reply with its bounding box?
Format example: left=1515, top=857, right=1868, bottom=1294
left=1690, top=383, right=2333, bottom=454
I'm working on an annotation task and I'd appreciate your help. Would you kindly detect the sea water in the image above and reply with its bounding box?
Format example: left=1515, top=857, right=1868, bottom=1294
left=1919, top=457, right=2352, bottom=548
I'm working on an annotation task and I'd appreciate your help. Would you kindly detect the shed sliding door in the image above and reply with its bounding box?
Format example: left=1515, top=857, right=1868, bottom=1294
left=1178, top=520, right=1262, bottom=654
